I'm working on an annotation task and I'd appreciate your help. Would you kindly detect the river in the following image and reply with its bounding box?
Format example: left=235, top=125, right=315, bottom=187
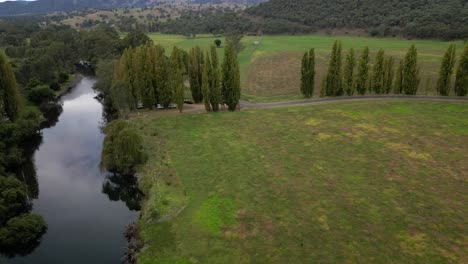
left=2, top=77, right=139, bottom=264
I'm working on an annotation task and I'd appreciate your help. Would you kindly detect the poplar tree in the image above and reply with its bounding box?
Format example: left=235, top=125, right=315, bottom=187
left=209, top=45, right=222, bottom=111
left=300, top=51, right=311, bottom=97
left=171, top=47, right=185, bottom=113
left=454, top=44, right=468, bottom=96
left=0, top=51, right=22, bottom=121
left=201, top=54, right=212, bottom=112
left=300, top=49, right=315, bottom=98
left=356, top=47, right=370, bottom=95
left=371, top=49, right=385, bottom=94
left=394, top=60, right=404, bottom=94
left=308, top=48, right=316, bottom=97
left=343, top=48, right=356, bottom=96
left=402, top=45, right=420, bottom=95
left=155, top=55, right=171, bottom=107
left=383, top=56, right=395, bottom=94
left=188, top=47, right=204, bottom=103
left=325, top=41, right=343, bottom=96
left=222, top=42, right=241, bottom=111
left=436, top=44, right=457, bottom=96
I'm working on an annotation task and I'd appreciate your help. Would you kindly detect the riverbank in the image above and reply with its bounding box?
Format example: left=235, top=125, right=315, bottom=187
left=133, top=99, right=468, bottom=263
left=55, top=73, right=84, bottom=99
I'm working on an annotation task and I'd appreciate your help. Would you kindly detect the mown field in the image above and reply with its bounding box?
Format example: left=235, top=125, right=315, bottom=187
left=132, top=100, right=468, bottom=263
left=148, top=33, right=464, bottom=102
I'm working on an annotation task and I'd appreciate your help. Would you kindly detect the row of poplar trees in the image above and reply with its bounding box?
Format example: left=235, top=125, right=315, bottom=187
left=301, top=42, right=468, bottom=98
left=110, top=42, right=240, bottom=115
left=189, top=43, right=241, bottom=112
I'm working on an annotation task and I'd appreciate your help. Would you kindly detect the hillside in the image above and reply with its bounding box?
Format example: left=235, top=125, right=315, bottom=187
left=248, top=0, right=468, bottom=40
left=0, top=0, right=265, bottom=16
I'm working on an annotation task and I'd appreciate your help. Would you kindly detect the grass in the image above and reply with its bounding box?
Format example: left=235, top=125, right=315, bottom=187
left=131, top=100, right=468, bottom=263
left=146, top=33, right=464, bottom=102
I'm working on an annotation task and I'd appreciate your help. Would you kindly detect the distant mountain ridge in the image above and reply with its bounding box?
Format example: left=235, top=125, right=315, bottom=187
left=0, top=0, right=266, bottom=16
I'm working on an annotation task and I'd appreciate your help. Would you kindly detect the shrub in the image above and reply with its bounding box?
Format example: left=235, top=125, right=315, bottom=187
left=27, top=86, right=55, bottom=105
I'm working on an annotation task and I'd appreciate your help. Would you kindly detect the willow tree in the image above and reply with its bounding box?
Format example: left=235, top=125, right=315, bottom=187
left=455, top=44, right=468, bottom=96
left=222, top=42, right=241, bottom=111
left=343, top=48, right=356, bottom=96
left=436, top=44, right=457, bottom=96
left=100, top=120, right=147, bottom=176
left=300, top=48, right=315, bottom=98
left=209, top=45, right=222, bottom=111
left=356, top=47, right=370, bottom=95
left=371, top=49, right=385, bottom=94
left=325, top=41, right=343, bottom=96
left=0, top=51, right=22, bottom=121
left=402, top=45, right=420, bottom=95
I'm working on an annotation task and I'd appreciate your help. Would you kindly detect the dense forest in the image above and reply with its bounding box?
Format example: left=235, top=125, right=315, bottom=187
left=248, top=0, right=468, bottom=40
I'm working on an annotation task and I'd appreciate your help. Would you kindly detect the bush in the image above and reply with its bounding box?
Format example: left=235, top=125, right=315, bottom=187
left=27, top=86, right=56, bottom=105
left=0, top=214, right=47, bottom=247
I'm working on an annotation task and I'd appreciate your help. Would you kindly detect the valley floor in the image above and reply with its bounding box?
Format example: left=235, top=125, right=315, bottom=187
left=132, top=99, right=468, bottom=263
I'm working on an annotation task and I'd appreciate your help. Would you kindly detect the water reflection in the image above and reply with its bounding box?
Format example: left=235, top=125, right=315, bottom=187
left=3, top=78, right=140, bottom=264
left=102, top=174, right=144, bottom=211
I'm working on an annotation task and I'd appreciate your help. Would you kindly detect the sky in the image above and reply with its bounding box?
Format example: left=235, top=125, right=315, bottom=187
left=0, top=0, right=37, bottom=2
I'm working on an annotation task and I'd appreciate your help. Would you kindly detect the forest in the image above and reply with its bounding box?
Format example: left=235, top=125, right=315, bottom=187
left=248, top=0, right=468, bottom=40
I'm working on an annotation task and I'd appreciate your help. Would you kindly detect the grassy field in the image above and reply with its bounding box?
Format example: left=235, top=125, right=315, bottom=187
left=147, top=33, right=465, bottom=102
left=132, top=100, right=468, bottom=263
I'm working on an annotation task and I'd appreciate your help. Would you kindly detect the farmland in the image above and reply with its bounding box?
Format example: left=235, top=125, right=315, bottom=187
left=147, top=33, right=465, bottom=102
left=133, top=100, right=468, bottom=263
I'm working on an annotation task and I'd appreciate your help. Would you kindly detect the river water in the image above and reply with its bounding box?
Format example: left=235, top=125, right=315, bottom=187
left=2, top=77, right=139, bottom=264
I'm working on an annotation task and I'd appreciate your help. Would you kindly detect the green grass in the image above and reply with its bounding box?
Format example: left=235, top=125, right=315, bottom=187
left=132, top=100, right=468, bottom=263
left=146, top=33, right=464, bottom=102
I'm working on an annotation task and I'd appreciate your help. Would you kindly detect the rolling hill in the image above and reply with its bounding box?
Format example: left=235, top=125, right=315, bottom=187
left=248, top=0, right=468, bottom=40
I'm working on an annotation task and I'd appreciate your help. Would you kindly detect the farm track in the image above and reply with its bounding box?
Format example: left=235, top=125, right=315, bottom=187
left=240, top=95, right=468, bottom=109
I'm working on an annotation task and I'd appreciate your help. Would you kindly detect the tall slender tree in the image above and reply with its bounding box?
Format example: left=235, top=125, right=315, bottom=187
left=454, top=44, right=468, bottom=96
left=383, top=56, right=395, bottom=94
left=343, top=48, right=356, bottom=96
left=371, top=49, right=385, bottom=94
left=394, top=60, right=404, bottom=94
left=436, top=44, right=457, bottom=96
left=356, top=47, right=370, bottom=95
left=402, top=45, right=420, bottom=95
left=202, top=54, right=212, bottom=112
left=170, top=47, right=185, bottom=113
left=209, top=45, right=222, bottom=111
left=325, top=41, right=343, bottom=96
left=188, top=47, right=204, bottom=103
left=0, top=51, right=22, bottom=121
left=222, top=42, right=241, bottom=111
left=300, top=51, right=311, bottom=97
left=300, top=49, right=315, bottom=98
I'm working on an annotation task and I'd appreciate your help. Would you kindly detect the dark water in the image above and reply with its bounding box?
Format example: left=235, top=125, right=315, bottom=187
left=2, top=78, right=139, bottom=264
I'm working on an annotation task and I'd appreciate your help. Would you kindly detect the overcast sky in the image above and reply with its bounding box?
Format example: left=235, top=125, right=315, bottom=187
left=0, top=0, right=36, bottom=2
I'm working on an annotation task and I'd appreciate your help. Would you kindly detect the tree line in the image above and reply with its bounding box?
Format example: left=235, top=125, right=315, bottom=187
left=106, top=41, right=240, bottom=117
left=301, top=42, right=468, bottom=98
left=99, top=41, right=241, bottom=175
left=0, top=51, right=47, bottom=256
